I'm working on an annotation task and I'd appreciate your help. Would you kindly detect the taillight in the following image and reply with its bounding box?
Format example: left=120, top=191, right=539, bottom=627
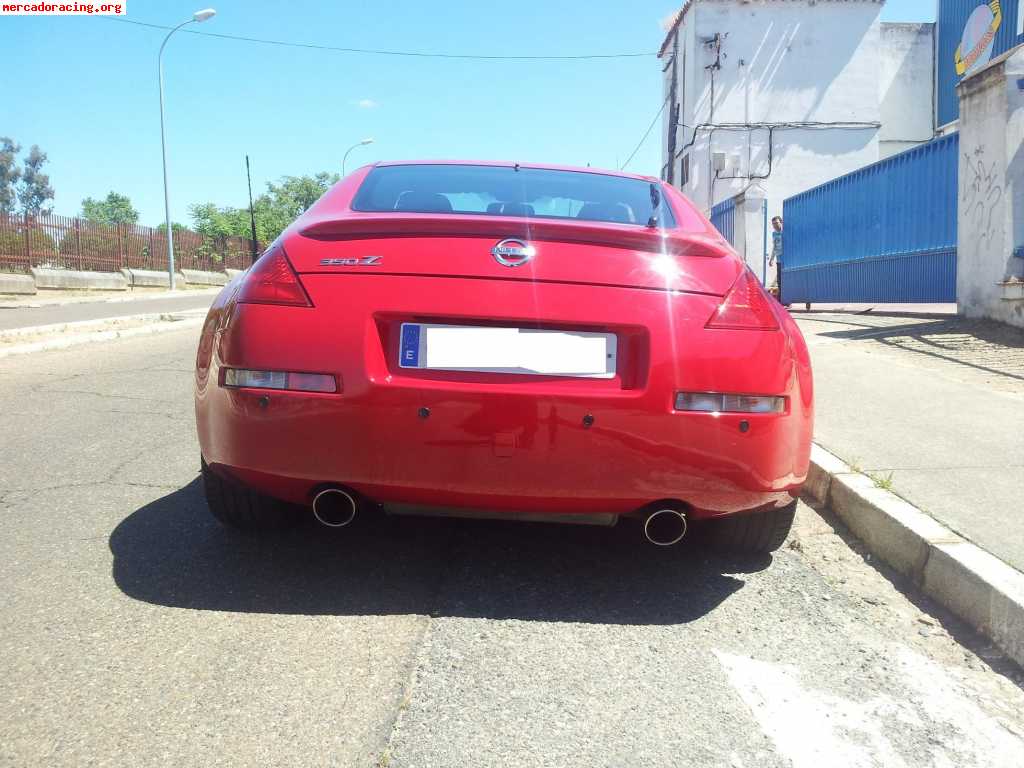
left=222, top=368, right=338, bottom=393
left=236, top=244, right=311, bottom=307
left=706, top=268, right=779, bottom=331
left=675, top=392, right=786, bottom=413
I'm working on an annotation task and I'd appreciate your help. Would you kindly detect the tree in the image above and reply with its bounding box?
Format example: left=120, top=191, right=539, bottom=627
left=81, top=191, right=139, bottom=226
left=188, top=171, right=340, bottom=244
left=0, top=137, right=21, bottom=215
left=189, top=202, right=255, bottom=240
left=18, top=145, right=54, bottom=216
left=154, top=221, right=189, bottom=234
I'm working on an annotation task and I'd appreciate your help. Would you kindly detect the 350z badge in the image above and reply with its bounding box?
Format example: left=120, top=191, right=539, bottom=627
left=319, top=256, right=382, bottom=266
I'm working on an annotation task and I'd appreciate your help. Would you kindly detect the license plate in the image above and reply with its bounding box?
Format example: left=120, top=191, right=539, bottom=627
left=399, top=323, right=617, bottom=378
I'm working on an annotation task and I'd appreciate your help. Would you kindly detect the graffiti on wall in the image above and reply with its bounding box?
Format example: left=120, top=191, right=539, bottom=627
left=962, top=145, right=1003, bottom=244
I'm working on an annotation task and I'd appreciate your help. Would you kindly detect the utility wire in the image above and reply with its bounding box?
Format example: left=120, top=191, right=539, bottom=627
left=674, top=121, right=881, bottom=157
left=100, top=17, right=659, bottom=60
left=620, top=98, right=668, bottom=171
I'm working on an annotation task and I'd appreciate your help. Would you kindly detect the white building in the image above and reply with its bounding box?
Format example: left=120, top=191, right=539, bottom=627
left=658, top=0, right=935, bottom=277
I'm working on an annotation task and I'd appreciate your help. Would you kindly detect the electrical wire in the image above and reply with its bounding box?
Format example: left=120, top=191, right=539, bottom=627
left=620, top=99, right=669, bottom=171
left=99, top=17, right=660, bottom=61
left=675, top=121, right=882, bottom=157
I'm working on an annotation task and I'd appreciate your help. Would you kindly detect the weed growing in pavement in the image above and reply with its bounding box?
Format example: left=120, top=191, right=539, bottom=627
left=870, top=472, right=895, bottom=491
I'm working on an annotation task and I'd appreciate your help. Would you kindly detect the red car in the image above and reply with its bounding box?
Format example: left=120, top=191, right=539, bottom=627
left=195, top=162, right=813, bottom=552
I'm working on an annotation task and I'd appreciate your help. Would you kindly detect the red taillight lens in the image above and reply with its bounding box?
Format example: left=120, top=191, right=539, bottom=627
left=705, top=268, right=779, bottom=331
left=236, top=244, right=311, bottom=307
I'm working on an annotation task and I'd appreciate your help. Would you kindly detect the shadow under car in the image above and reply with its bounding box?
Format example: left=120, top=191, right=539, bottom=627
left=109, top=478, right=772, bottom=625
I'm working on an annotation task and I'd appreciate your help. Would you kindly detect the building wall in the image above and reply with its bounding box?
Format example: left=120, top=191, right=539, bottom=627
left=660, top=0, right=889, bottom=222
left=956, top=47, right=1024, bottom=327
left=661, top=14, right=699, bottom=182
left=879, top=22, right=937, bottom=158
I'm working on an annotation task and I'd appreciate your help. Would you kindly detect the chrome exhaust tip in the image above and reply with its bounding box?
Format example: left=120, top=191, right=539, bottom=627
left=312, top=488, right=358, bottom=528
left=643, top=507, right=688, bottom=546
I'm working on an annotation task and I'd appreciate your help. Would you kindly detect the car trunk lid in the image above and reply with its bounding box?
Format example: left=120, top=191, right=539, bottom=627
left=284, top=213, right=742, bottom=296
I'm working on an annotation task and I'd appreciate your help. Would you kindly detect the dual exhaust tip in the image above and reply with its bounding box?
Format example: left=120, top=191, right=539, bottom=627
left=313, top=487, right=687, bottom=546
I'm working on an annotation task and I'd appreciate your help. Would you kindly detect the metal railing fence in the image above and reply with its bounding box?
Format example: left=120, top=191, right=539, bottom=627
left=710, top=197, right=737, bottom=246
left=0, top=213, right=257, bottom=275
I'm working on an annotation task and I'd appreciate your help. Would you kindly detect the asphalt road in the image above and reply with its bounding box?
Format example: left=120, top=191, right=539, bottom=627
left=0, top=291, right=218, bottom=332
left=2, top=328, right=1023, bottom=767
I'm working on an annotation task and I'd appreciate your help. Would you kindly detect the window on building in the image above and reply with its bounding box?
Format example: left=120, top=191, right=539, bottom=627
left=680, top=154, right=690, bottom=187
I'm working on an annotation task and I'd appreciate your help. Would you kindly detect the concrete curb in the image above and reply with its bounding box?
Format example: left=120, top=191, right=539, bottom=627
left=121, top=268, right=186, bottom=289
left=0, top=313, right=205, bottom=359
left=0, top=287, right=220, bottom=309
left=0, top=273, right=36, bottom=295
left=31, top=267, right=127, bottom=291
left=181, top=268, right=228, bottom=286
left=807, top=442, right=1024, bottom=668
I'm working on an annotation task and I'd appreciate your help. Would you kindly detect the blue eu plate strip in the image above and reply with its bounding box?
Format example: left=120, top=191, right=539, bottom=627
left=400, top=324, right=420, bottom=367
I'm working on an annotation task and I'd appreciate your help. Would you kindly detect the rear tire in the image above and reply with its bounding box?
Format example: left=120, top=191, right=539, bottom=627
left=201, top=457, right=296, bottom=531
left=707, top=500, right=797, bottom=554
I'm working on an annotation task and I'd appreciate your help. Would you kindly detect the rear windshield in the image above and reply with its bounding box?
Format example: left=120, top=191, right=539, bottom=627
left=351, top=164, right=678, bottom=227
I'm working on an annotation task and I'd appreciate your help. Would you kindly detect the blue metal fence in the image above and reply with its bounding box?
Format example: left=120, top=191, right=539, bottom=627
left=710, top=197, right=736, bottom=246
left=781, top=134, right=959, bottom=304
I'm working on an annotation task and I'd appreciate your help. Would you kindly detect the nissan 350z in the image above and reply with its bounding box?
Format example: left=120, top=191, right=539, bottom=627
left=194, top=161, right=813, bottom=552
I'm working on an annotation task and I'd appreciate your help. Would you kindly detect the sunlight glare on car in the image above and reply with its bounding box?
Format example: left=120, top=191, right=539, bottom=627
left=648, top=253, right=681, bottom=281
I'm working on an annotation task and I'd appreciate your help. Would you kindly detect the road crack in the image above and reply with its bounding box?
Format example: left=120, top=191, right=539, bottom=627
left=376, top=526, right=460, bottom=767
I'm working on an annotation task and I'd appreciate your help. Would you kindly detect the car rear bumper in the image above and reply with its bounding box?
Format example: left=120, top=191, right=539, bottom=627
left=196, top=276, right=812, bottom=519
left=204, top=399, right=803, bottom=519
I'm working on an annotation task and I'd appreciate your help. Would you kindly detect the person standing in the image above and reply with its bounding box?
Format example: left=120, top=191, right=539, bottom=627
left=768, top=216, right=787, bottom=306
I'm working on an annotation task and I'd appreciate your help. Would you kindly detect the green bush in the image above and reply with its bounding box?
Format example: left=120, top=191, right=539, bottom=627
left=57, top=228, right=119, bottom=260
left=0, top=225, right=56, bottom=261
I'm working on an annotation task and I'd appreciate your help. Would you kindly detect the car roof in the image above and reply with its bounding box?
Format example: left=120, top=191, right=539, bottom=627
left=371, top=160, right=661, bottom=184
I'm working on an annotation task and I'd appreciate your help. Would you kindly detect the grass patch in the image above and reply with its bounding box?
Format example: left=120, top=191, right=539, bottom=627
left=869, top=471, right=895, bottom=491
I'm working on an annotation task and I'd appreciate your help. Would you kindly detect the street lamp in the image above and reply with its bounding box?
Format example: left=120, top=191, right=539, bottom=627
left=342, top=138, right=375, bottom=176
left=158, top=7, right=216, bottom=290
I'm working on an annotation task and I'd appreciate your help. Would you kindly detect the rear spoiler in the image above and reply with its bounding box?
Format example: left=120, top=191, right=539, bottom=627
left=298, top=213, right=730, bottom=258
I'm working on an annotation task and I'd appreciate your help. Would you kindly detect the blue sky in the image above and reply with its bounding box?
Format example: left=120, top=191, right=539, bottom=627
left=2, top=0, right=935, bottom=226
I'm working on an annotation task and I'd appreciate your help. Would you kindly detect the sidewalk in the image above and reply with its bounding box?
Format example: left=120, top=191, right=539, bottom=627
left=795, top=310, right=1024, bottom=572
left=0, top=289, right=218, bottom=332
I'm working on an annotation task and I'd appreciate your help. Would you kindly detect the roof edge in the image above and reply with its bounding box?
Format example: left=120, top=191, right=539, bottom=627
left=657, top=0, right=887, bottom=58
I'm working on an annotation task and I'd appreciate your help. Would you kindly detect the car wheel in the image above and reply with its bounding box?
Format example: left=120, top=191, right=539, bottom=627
left=201, top=457, right=296, bottom=531
left=707, top=500, right=797, bottom=554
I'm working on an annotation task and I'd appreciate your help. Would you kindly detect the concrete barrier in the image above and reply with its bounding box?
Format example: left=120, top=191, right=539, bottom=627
left=120, top=269, right=188, bottom=289
left=806, top=443, right=1024, bottom=669
left=32, top=267, right=127, bottom=291
left=0, top=273, right=37, bottom=295
left=181, top=269, right=228, bottom=286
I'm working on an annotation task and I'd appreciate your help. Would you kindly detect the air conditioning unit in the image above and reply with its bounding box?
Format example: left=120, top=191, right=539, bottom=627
left=712, top=152, right=727, bottom=172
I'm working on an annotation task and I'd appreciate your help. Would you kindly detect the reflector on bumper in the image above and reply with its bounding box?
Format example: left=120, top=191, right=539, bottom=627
left=675, top=392, right=785, bottom=413
left=222, top=368, right=338, bottom=393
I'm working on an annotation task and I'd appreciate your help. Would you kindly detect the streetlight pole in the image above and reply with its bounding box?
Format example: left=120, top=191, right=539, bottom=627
left=342, top=138, right=375, bottom=176
left=158, top=8, right=216, bottom=290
